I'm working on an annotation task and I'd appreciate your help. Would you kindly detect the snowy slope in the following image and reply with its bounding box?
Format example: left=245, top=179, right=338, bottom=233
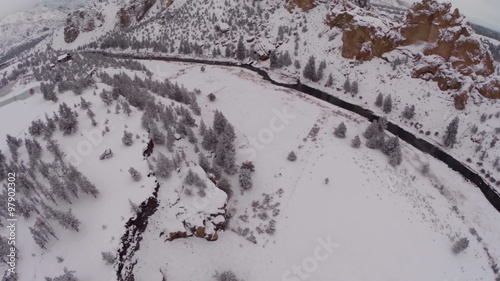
left=131, top=60, right=500, bottom=281
left=0, top=0, right=90, bottom=55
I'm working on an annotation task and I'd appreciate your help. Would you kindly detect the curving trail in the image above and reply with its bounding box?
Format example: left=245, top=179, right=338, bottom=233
left=84, top=50, right=500, bottom=213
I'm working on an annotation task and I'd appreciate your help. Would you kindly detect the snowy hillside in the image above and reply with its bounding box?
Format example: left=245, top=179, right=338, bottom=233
left=0, top=0, right=90, bottom=56
left=0, top=0, right=499, bottom=280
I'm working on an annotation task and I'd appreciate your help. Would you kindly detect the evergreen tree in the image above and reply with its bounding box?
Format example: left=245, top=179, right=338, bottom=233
left=122, top=130, right=134, bottom=146
left=375, top=93, right=383, bottom=107
left=452, top=237, right=469, bottom=254
left=351, top=81, right=359, bottom=95
left=29, top=119, right=46, bottom=136
left=239, top=168, right=252, bottom=190
left=270, top=51, right=280, bottom=69
left=6, top=135, right=22, bottom=162
left=199, top=120, right=207, bottom=136
left=46, top=267, right=79, bottom=281
left=99, top=90, right=113, bottom=106
left=382, top=137, right=399, bottom=155
left=443, top=117, right=459, bottom=148
left=41, top=82, right=58, bottom=102
left=383, top=94, right=393, bottom=113
left=129, top=167, right=142, bottom=181
left=236, top=37, right=246, bottom=61
left=325, top=73, right=334, bottom=87
left=122, top=101, right=132, bottom=116
left=334, top=122, right=347, bottom=138
left=44, top=114, right=57, bottom=137
left=155, top=153, right=174, bottom=178
left=49, top=175, right=71, bottom=204
left=150, top=125, right=166, bottom=145
left=198, top=153, right=211, bottom=172
left=351, top=135, right=361, bottom=148
left=25, top=138, right=43, bottom=161
left=389, top=146, right=402, bottom=166
left=317, top=60, right=326, bottom=81
left=80, top=97, right=92, bottom=110
left=287, top=151, right=297, bottom=161
left=46, top=138, right=65, bottom=163
left=58, top=102, right=78, bottom=135
left=343, top=77, right=351, bottom=93
left=102, top=252, right=116, bottom=265
left=402, top=104, right=415, bottom=119
left=363, top=120, right=380, bottom=139
left=366, top=133, right=385, bottom=149
left=283, top=51, right=292, bottom=66
left=294, top=60, right=301, bottom=70
left=303, top=56, right=317, bottom=81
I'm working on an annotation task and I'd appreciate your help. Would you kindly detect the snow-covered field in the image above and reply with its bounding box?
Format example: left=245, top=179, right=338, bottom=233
left=0, top=57, right=498, bottom=280
left=132, top=61, right=500, bottom=281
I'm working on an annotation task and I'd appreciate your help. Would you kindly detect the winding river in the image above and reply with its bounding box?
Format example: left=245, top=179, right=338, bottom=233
left=88, top=51, right=500, bottom=213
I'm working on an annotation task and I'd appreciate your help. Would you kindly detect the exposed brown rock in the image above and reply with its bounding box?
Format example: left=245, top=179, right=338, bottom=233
left=118, top=8, right=131, bottom=28
left=63, top=10, right=104, bottom=43
left=477, top=78, right=500, bottom=99
left=194, top=226, right=205, bottom=238
left=286, top=0, right=316, bottom=12
left=454, top=93, right=468, bottom=110
left=328, top=0, right=499, bottom=99
left=117, top=0, right=157, bottom=28
left=165, top=231, right=188, bottom=241
left=205, top=232, right=218, bottom=242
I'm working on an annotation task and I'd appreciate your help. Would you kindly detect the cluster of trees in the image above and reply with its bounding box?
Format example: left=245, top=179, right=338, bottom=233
left=184, top=169, right=208, bottom=197
left=270, top=50, right=292, bottom=69
left=375, top=93, right=392, bottom=113
left=2, top=129, right=99, bottom=249
left=303, top=56, right=326, bottom=82
left=343, top=78, right=359, bottom=95
left=239, top=161, right=254, bottom=191
left=45, top=267, right=79, bottom=281
left=363, top=117, right=402, bottom=166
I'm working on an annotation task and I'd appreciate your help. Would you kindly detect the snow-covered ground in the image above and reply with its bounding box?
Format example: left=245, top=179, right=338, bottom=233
left=0, top=56, right=498, bottom=280
left=132, top=61, right=500, bottom=281
left=0, top=0, right=499, bottom=279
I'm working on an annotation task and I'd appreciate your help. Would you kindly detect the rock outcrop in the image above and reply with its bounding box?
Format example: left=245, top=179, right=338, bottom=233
left=117, top=0, right=157, bottom=28
left=63, top=9, right=104, bottom=43
left=327, top=0, right=500, bottom=99
left=401, top=0, right=494, bottom=77
left=286, top=0, right=316, bottom=12
left=327, top=1, right=402, bottom=61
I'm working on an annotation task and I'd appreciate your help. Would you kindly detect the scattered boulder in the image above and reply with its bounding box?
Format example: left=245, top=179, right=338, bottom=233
left=99, top=149, right=113, bottom=160
left=454, top=93, right=468, bottom=110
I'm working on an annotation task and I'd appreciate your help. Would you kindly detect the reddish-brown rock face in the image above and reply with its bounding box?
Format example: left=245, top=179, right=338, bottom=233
left=286, top=0, right=316, bottom=12
left=402, top=0, right=494, bottom=77
left=63, top=10, right=104, bottom=43
left=327, top=0, right=499, bottom=99
left=327, top=1, right=402, bottom=61
left=118, top=0, right=157, bottom=27
left=478, top=78, right=500, bottom=99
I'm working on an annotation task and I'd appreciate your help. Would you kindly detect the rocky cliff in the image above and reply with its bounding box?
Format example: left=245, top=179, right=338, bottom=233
left=327, top=0, right=500, bottom=99
left=64, top=9, right=104, bottom=43
left=117, top=0, right=157, bottom=28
